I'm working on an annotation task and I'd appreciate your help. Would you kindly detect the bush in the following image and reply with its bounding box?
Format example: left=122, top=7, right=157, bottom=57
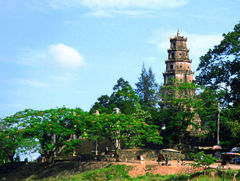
left=190, top=151, right=217, bottom=168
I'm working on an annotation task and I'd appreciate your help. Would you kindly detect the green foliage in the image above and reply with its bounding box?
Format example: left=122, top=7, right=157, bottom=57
left=88, top=113, right=162, bottom=148
left=157, top=80, right=229, bottom=146
left=0, top=110, right=38, bottom=162
left=195, top=22, right=240, bottom=147
left=220, top=105, right=240, bottom=147
left=90, top=77, right=141, bottom=115
left=194, top=89, right=218, bottom=128
left=190, top=151, right=217, bottom=168
left=110, top=78, right=141, bottom=115
left=159, top=81, right=200, bottom=144
left=0, top=107, right=89, bottom=162
left=1, top=105, right=162, bottom=162
left=90, top=95, right=113, bottom=114
left=80, top=164, right=131, bottom=180
left=196, top=21, right=240, bottom=106
left=23, top=107, right=88, bottom=160
left=135, top=65, right=159, bottom=110
left=194, top=88, right=227, bottom=145
left=132, top=109, right=152, bottom=121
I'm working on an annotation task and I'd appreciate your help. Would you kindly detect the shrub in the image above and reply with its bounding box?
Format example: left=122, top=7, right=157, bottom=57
left=190, top=151, right=217, bottom=169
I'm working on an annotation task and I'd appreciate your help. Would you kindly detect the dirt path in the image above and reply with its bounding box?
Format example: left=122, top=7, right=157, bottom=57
left=116, top=160, right=240, bottom=177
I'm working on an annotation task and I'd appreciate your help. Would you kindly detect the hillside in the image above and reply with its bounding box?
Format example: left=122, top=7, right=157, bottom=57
left=0, top=161, right=111, bottom=181
left=1, top=160, right=240, bottom=181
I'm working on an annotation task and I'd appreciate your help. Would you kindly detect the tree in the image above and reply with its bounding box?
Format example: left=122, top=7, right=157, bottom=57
left=90, top=95, right=113, bottom=114
left=196, top=22, right=240, bottom=106
left=196, top=22, right=240, bottom=147
left=220, top=105, right=240, bottom=147
left=110, top=77, right=141, bottom=115
left=0, top=110, right=38, bottom=162
left=91, top=78, right=141, bottom=115
left=87, top=112, right=162, bottom=160
left=159, top=81, right=199, bottom=145
left=135, top=65, right=159, bottom=110
left=24, top=107, right=90, bottom=162
left=1, top=105, right=162, bottom=163
left=0, top=127, right=21, bottom=162
left=190, top=151, right=216, bottom=169
left=1, top=107, right=90, bottom=162
left=158, top=81, right=224, bottom=146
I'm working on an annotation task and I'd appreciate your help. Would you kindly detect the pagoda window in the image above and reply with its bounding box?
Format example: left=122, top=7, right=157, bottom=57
left=171, top=52, right=175, bottom=59
left=173, top=42, right=176, bottom=49
left=170, top=64, right=173, bottom=70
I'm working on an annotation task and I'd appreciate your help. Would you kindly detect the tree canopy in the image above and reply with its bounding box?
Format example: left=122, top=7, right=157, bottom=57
left=196, top=22, right=240, bottom=106
left=0, top=106, right=162, bottom=162
left=90, top=77, right=141, bottom=115
left=196, top=21, right=240, bottom=147
left=135, top=65, right=159, bottom=110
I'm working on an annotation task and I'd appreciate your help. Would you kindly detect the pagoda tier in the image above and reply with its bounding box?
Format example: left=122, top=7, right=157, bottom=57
left=163, top=30, right=194, bottom=85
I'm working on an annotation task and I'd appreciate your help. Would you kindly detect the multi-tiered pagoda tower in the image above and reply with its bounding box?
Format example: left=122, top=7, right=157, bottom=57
left=162, top=30, right=201, bottom=132
left=163, top=30, right=194, bottom=85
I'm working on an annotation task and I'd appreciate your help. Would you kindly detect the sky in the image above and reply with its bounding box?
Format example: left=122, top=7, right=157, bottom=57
left=0, top=0, right=239, bottom=118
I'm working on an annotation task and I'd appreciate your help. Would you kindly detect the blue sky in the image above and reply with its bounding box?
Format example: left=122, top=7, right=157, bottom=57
left=0, top=0, right=239, bottom=118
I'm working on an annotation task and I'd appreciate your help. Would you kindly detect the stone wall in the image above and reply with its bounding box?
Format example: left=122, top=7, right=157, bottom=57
left=118, top=148, right=184, bottom=162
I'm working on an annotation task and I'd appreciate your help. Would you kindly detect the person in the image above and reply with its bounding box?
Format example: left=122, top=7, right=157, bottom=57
left=105, top=147, right=109, bottom=154
left=181, top=158, right=185, bottom=166
left=140, top=155, right=144, bottom=164
left=157, top=154, right=164, bottom=165
left=165, top=156, right=168, bottom=166
left=221, top=160, right=226, bottom=168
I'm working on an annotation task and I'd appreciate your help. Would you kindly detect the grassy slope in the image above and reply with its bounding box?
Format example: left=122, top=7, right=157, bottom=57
left=24, top=164, right=182, bottom=181
left=1, top=162, right=240, bottom=181
left=25, top=164, right=240, bottom=181
left=0, top=161, right=111, bottom=181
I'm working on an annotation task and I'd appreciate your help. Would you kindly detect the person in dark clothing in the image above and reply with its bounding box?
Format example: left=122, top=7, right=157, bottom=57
left=157, top=154, right=164, bottom=165
left=166, top=156, right=168, bottom=166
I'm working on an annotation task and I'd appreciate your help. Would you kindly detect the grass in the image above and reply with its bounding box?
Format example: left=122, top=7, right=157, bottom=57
left=25, top=164, right=132, bottom=181
left=3, top=162, right=240, bottom=181
left=24, top=164, right=240, bottom=181
left=79, top=164, right=132, bottom=181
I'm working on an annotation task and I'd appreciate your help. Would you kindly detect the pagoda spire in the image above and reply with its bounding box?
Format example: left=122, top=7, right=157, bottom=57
left=177, top=29, right=180, bottom=36
left=163, top=32, right=193, bottom=85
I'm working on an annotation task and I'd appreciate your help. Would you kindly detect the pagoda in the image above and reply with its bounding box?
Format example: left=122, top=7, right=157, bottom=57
left=163, top=30, right=194, bottom=85
left=162, top=30, right=201, bottom=132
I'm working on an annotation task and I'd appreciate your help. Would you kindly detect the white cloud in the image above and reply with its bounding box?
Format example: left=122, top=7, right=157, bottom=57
left=86, top=9, right=154, bottom=17
left=48, top=0, right=190, bottom=17
left=18, top=43, right=84, bottom=69
left=86, top=10, right=112, bottom=17
left=80, top=0, right=188, bottom=9
left=18, top=79, right=48, bottom=88
left=48, top=0, right=189, bottom=16
left=48, top=43, right=84, bottom=69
